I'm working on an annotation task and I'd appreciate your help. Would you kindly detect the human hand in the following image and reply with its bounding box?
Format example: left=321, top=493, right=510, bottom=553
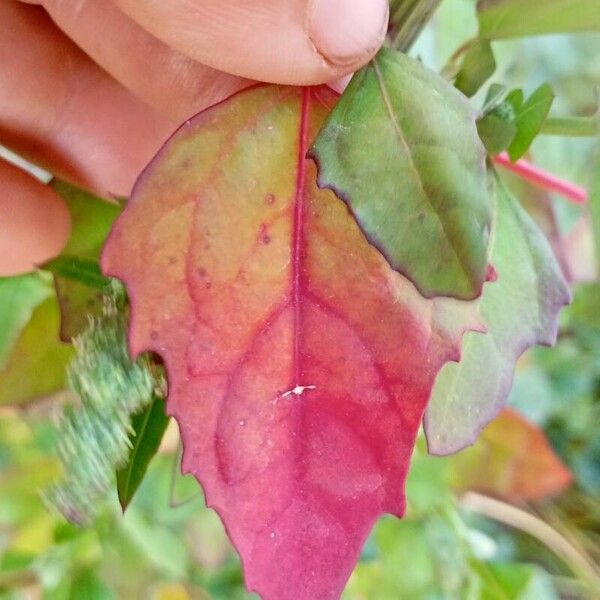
left=0, top=0, right=387, bottom=275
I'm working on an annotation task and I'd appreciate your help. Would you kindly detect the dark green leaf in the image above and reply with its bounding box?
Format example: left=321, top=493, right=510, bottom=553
left=117, top=395, right=170, bottom=512
left=311, top=47, right=492, bottom=300
left=478, top=0, right=600, bottom=38
left=43, top=180, right=121, bottom=340
left=454, top=39, right=496, bottom=97
left=508, top=83, right=554, bottom=160
left=425, top=174, right=570, bottom=454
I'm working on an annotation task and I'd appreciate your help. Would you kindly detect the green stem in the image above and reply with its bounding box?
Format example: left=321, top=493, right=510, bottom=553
left=540, top=116, right=599, bottom=137
left=389, top=0, right=442, bottom=52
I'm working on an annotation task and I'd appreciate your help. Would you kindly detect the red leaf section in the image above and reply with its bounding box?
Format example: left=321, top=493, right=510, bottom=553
left=101, top=86, right=482, bottom=600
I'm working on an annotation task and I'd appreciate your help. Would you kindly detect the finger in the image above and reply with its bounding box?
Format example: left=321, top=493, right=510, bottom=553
left=23, top=0, right=249, bottom=122
left=0, top=158, right=70, bottom=276
left=0, top=1, right=175, bottom=197
left=111, top=0, right=389, bottom=84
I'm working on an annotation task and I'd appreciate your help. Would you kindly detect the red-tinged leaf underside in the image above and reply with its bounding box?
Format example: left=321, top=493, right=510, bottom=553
left=101, top=85, right=482, bottom=600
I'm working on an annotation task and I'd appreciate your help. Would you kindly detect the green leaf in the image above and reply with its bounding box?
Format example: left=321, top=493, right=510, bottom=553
left=48, top=288, right=159, bottom=524
left=0, top=273, right=52, bottom=365
left=42, top=180, right=121, bottom=340
left=507, top=83, right=555, bottom=160
left=311, top=47, right=492, bottom=300
left=454, top=39, right=496, bottom=97
left=477, top=98, right=519, bottom=155
left=0, top=296, right=74, bottom=406
left=478, top=0, right=600, bottom=39
left=425, top=175, right=570, bottom=455
left=116, top=395, right=169, bottom=512
left=476, top=84, right=554, bottom=158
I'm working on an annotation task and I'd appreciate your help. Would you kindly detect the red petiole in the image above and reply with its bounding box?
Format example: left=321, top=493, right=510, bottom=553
left=493, top=152, right=588, bottom=205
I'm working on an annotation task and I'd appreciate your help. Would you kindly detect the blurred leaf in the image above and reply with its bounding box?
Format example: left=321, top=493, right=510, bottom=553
left=43, top=180, right=121, bottom=341
left=508, top=84, right=555, bottom=160
left=448, top=408, right=572, bottom=503
left=0, top=273, right=52, bottom=365
left=0, top=297, right=73, bottom=406
left=425, top=176, right=571, bottom=454
left=455, top=38, right=496, bottom=97
left=121, top=509, right=189, bottom=579
left=478, top=0, right=600, bottom=39
left=564, top=283, right=600, bottom=329
left=476, top=563, right=559, bottom=599
left=69, top=570, right=115, bottom=600
left=117, top=396, right=170, bottom=512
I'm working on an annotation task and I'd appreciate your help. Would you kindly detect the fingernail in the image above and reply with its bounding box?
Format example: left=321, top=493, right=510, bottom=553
left=307, top=0, right=388, bottom=67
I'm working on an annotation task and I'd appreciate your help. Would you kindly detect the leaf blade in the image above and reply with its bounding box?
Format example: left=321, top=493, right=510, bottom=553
left=311, top=48, right=492, bottom=300
left=425, top=175, right=570, bottom=455
left=117, top=395, right=170, bottom=511
left=102, top=84, right=482, bottom=600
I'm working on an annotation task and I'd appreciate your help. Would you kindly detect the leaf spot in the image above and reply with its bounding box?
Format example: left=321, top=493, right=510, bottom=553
left=281, top=385, right=316, bottom=399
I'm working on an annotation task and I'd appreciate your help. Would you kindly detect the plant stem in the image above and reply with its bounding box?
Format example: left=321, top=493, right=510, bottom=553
left=389, top=0, right=442, bottom=52
left=461, top=492, right=600, bottom=590
left=540, top=116, right=599, bottom=137
left=493, top=152, right=588, bottom=204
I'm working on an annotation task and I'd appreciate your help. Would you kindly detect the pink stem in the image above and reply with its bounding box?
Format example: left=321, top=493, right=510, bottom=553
left=493, top=152, right=588, bottom=205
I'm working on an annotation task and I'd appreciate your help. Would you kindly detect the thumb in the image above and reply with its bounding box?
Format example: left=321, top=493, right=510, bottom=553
left=111, top=0, right=388, bottom=85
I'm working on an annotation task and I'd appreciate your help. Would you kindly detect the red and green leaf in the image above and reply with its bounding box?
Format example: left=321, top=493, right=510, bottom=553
left=425, top=175, right=571, bottom=455
left=102, top=85, right=482, bottom=600
left=310, top=48, right=492, bottom=300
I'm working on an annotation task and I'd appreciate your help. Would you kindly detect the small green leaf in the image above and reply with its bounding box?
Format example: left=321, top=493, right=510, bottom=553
left=476, top=85, right=554, bottom=158
left=507, top=83, right=555, bottom=160
left=117, top=395, right=170, bottom=512
left=425, top=174, right=570, bottom=455
left=454, top=39, right=496, bottom=97
left=477, top=101, right=518, bottom=155
left=311, top=47, right=492, bottom=300
left=42, top=180, right=121, bottom=340
left=478, top=0, right=600, bottom=38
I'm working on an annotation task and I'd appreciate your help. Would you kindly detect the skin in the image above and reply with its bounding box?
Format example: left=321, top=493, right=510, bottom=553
left=1, top=0, right=388, bottom=276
